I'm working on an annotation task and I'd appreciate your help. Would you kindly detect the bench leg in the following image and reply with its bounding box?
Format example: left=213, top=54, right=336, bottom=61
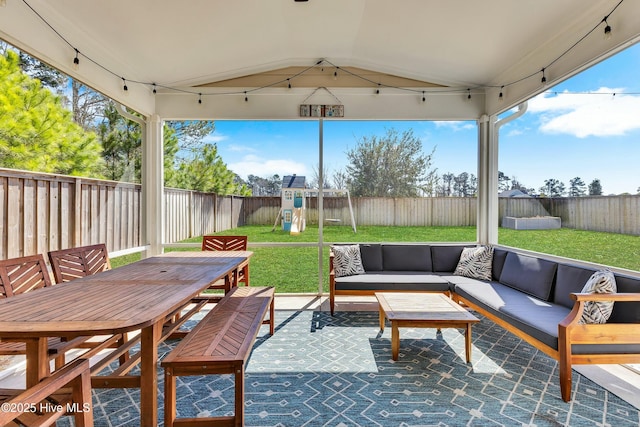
left=164, top=368, right=176, bottom=427
left=235, top=364, right=245, bottom=427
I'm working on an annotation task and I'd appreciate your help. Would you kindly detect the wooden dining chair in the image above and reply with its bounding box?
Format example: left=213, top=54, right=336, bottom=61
left=47, top=244, right=134, bottom=366
left=0, top=358, right=94, bottom=427
left=201, top=235, right=249, bottom=288
left=47, top=243, right=111, bottom=283
left=0, top=254, right=88, bottom=367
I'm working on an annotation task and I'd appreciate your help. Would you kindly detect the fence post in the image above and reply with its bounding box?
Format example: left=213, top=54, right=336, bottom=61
left=74, top=178, right=82, bottom=247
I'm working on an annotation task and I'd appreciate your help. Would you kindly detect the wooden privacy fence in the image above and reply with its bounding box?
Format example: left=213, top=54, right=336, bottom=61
left=244, top=195, right=640, bottom=235
left=0, top=169, right=242, bottom=260
left=0, top=169, right=141, bottom=260
left=1, top=169, right=638, bottom=259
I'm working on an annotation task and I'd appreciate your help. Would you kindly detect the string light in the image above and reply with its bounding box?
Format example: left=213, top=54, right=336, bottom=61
left=603, top=17, right=612, bottom=39
left=18, top=0, right=626, bottom=104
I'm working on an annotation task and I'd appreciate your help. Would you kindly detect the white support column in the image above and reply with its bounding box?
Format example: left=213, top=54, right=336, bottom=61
left=143, top=114, right=164, bottom=257
left=317, top=118, right=324, bottom=295
left=476, top=114, right=499, bottom=245
left=478, top=102, right=528, bottom=245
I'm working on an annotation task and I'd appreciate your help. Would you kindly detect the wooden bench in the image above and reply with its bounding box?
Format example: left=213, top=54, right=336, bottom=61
left=162, top=286, right=275, bottom=427
left=0, top=358, right=93, bottom=427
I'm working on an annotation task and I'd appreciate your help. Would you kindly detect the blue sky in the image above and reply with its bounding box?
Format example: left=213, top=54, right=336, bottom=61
left=209, top=43, right=640, bottom=195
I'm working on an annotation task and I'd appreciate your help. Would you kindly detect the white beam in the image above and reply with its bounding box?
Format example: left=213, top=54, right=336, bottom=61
left=154, top=88, right=485, bottom=121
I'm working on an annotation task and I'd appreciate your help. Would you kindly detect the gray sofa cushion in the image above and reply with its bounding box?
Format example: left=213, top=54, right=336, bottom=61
left=499, top=252, right=557, bottom=301
left=382, top=245, right=432, bottom=271
left=359, top=244, right=383, bottom=271
left=554, top=264, right=597, bottom=309
left=492, top=248, right=509, bottom=281
left=455, top=281, right=640, bottom=354
left=334, top=272, right=450, bottom=292
left=431, top=245, right=469, bottom=273
left=609, top=274, right=640, bottom=323
left=454, top=281, right=569, bottom=350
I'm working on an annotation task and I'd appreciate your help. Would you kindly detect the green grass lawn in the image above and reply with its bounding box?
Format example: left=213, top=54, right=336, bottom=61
left=112, top=225, right=640, bottom=293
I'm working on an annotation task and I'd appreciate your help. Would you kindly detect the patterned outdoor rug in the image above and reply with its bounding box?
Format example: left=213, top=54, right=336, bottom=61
left=60, top=310, right=640, bottom=426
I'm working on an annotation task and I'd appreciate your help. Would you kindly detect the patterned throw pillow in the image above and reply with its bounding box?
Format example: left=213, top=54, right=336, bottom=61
left=454, top=246, right=494, bottom=281
left=331, top=245, right=365, bottom=278
left=579, top=269, right=617, bottom=324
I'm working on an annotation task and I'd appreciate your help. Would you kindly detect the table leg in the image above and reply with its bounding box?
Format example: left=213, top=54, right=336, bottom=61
left=379, top=306, right=385, bottom=331
left=25, top=337, right=49, bottom=387
left=140, top=320, right=162, bottom=426
left=391, top=321, right=400, bottom=361
left=465, top=323, right=472, bottom=363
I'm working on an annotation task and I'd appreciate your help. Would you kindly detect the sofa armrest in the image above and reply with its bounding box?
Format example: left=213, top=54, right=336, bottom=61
left=560, top=292, right=640, bottom=328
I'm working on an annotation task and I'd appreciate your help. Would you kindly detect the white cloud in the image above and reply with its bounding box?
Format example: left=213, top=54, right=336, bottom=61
left=229, top=155, right=307, bottom=179
left=434, top=121, right=475, bottom=131
left=227, top=144, right=256, bottom=153
left=202, top=133, right=228, bottom=144
left=528, top=88, right=640, bottom=138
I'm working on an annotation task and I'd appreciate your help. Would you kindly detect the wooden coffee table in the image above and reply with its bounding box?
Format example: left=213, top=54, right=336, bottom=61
left=375, top=292, right=479, bottom=362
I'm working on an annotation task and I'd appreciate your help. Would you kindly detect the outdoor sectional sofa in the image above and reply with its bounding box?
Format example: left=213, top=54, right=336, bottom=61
left=329, top=243, right=640, bottom=402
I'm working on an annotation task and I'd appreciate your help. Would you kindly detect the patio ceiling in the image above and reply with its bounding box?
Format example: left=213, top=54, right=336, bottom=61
left=1, top=0, right=639, bottom=120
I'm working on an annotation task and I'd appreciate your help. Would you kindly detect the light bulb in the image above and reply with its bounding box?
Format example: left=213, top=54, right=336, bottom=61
left=73, top=50, right=80, bottom=70
left=604, top=21, right=612, bottom=39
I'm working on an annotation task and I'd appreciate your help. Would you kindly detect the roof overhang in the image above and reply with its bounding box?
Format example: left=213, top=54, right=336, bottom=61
left=1, top=0, right=639, bottom=120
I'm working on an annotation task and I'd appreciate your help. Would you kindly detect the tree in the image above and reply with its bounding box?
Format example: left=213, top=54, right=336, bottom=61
left=568, top=177, right=587, bottom=197
left=0, top=51, right=103, bottom=176
left=438, top=173, right=455, bottom=196
left=332, top=169, right=350, bottom=190
left=498, top=171, right=511, bottom=192
left=453, top=172, right=477, bottom=197
left=539, top=179, right=566, bottom=197
left=71, top=80, right=107, bottom=131
left=172, top=143, right=249, bottom=195
left=247, top=174, right=281, bottom=196
left=18, top=52, right=66, bottom=93
left=589, top=179, right=603, bottom=196
left=166, top=121, right=216, bottom=157
left=310, top=163, right=331, bottom=189
left=345, top=129, right=436, bottom=197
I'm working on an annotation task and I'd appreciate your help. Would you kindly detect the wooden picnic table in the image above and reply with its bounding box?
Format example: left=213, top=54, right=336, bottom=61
left=0, top=250, right=252, bottom=426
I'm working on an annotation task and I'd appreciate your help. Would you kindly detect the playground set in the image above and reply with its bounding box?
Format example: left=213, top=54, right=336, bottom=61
left=272, top=175, right=356, bottom=235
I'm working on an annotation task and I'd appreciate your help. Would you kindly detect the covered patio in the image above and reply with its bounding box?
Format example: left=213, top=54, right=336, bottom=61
left=2, top=1, right=640, bottom=426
